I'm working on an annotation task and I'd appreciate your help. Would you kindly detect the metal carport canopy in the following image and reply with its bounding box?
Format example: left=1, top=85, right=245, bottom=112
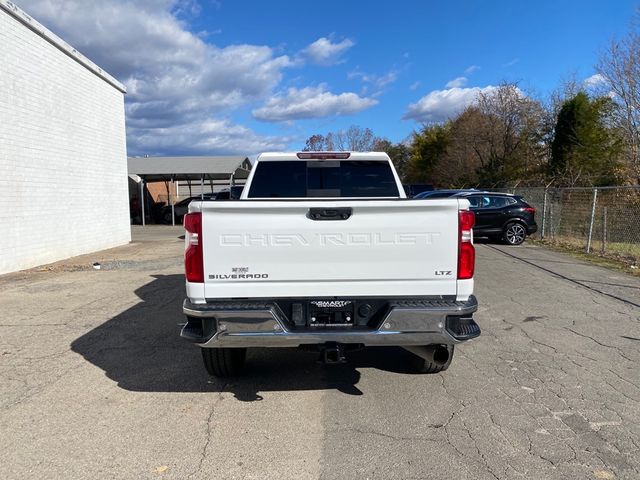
left=127, top=155, right=252, bottom=227
left=127, top=155, right=251, bottom=182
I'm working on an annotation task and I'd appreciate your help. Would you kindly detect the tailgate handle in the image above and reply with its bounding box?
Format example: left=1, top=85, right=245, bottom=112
left=308, top=207, right=352, bottom=221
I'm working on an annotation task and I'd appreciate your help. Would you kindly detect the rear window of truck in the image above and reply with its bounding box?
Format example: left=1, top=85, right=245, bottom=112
left=247, top=160, right=400, bottom=198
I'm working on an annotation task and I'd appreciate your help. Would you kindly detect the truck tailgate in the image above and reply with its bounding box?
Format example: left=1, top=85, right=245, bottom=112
left=198, top=199, right=462, bottom=298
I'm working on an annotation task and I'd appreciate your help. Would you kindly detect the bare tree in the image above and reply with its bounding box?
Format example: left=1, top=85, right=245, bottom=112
left=303, top=134, right=328, bottom=151
left=404, top=84, right=546, bottom=188
left=471, top=83, right=546, bottom=185
left=345, top=125, right=376, bottom=151
left=438, top=109, right=485, bottom=186
left=326, top=125, right=377, bottom=151
left=596, top=14, right=640, bottom=181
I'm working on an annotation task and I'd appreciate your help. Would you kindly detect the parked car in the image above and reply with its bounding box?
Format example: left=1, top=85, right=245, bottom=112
left=161, top=196, right=195, bottom=224
left=211, top=186, right=244, bottom=200
left=417, top=190, right=537, bottom=245
left=414, top=189, right=478, bottom=199
left=161, top=188, right=244, bottom=224
left=456, top=192, right=537, bottom=245
left=180, top=151, right=480, bottom=377
left=403, top=184, right=433, bottom=197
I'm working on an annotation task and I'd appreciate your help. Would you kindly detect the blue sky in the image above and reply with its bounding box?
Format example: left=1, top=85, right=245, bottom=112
left=19, top=0, right=639, bottom=155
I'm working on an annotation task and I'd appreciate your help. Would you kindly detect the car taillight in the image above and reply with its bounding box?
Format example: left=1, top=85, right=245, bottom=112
left=524, top=207, right=536, bottom=214
left=184, top=212, right=203, bottom=283
left=458, top=210, right=475, bottom=280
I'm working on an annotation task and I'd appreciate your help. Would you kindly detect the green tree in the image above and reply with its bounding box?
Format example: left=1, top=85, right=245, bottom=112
left=550, top=92, right=623, bottom=186
left=373, top=138, right=411, bottom=181
left=406, top=123, right=451, bottom=184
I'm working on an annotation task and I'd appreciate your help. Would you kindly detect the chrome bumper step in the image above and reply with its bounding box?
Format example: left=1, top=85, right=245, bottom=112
left=182, top=296, right=479, bottom=348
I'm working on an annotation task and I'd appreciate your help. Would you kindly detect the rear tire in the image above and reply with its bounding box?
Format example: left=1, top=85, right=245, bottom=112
left=201, top=347, right=247, bottom=378
left=503, top=222, right=527, bottom=245
left=410, top=345, right=454, bottom=373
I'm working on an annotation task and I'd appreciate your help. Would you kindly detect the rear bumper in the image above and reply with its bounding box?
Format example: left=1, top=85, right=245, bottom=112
left=182, top=296, right=479, bottom=348
left=528, top=223, right=538, bottom=235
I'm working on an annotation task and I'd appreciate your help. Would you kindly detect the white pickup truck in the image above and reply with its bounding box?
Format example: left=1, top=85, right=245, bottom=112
left=180, top=152, right=480, bottom=377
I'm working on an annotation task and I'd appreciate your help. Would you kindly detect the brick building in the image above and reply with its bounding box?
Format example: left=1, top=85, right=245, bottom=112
left=0, top=1, right=130, bottom=274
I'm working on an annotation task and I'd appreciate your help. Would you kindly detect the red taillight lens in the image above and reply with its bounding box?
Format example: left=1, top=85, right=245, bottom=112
left=184, top=212, right=203, bottom=283
left=459, top=210, right=475, bottom=231
left=524, top=207, right=536, bottom=214
left=458, top=242, right=475, bottom=279
left=458, top=210, right=475, bottom=280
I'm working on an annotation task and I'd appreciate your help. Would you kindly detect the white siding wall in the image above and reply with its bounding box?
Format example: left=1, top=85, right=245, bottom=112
left=0, top=6, right=130, bottom=274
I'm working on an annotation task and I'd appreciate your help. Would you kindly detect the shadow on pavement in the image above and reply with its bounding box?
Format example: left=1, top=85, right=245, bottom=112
left=71, top=275, right=422, bottom=401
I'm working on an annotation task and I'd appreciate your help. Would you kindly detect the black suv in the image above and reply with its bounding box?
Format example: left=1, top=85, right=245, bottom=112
left=456, top=192, right=537, bottom=245
left=418, top=191, right=537, bottom=245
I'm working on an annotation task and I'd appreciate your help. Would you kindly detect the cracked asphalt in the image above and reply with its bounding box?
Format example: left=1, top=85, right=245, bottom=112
left=1, top=226, right=639, bottom=479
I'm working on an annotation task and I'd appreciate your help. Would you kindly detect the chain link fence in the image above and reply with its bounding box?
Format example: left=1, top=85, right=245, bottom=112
left=491, top=186, right=640, bottom=263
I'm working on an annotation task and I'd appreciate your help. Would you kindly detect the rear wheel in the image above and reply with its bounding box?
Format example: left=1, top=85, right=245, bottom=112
left=503, top=222, right=527, bottom=245
left=410, top=345, right=455, bottom=373
left=201, top=347, right=247, bottom=378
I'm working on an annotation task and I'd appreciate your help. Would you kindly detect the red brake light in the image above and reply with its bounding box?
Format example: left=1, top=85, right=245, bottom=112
left=458, top=243, right=475, bottom=280
left=524, top=207, right=536, bottom=214
left=184, top=212, right=203, bottom=283
left=458, top=210, right=475, bottom=280
left=459, top=210, right=475, bottom=231
left=296, top=152, right=351, bottom=159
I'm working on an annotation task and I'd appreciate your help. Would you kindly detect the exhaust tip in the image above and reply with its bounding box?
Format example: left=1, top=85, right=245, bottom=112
left=432, top=346, right=450, bottom=366
left=402, top=345, right=451, bottom=366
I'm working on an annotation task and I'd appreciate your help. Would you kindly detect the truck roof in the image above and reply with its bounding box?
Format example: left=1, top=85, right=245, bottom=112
left=256, top=152, right=391, bottom=162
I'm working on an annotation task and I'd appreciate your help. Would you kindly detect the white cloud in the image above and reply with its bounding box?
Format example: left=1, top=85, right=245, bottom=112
left=403, top=86, right=497, bottom=123
left=445, top=76, right=468, bottom=88
left=252, top=85, right=377, bottom=122
left=584, top=73, right=607, bottom=89
left=409, top=81, right=421, bottom=91
left=348, top=69, right=398, bottom=90
left=503, top=58, right=520, bottom=67
left=128, top=118, right=289, bottom=155
left=464, top=65, right=480, bottom=74
left=301, top=37, right=354, bottom=66
left=18, top=0, right=293, bottom=154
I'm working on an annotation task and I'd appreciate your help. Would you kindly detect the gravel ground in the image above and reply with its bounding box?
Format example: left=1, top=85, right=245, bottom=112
left=0, top=226, right=638, bottom=479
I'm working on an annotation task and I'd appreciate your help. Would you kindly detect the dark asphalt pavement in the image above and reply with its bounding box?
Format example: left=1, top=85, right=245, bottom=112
left=0, top=227, right=638, bottom=479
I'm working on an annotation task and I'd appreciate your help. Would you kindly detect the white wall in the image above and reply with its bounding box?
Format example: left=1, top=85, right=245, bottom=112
left=0, top=4, right=130, bottom=274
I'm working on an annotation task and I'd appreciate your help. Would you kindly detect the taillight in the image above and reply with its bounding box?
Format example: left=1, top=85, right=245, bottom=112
left=184, top=212, right=203, bottom=283
left=458, top=210, right=475, bottom=279
left=524, top=207, right=536, bottom=214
